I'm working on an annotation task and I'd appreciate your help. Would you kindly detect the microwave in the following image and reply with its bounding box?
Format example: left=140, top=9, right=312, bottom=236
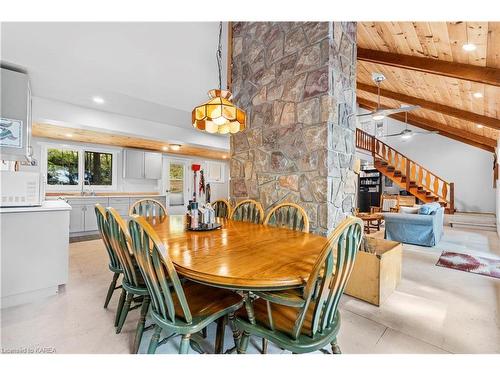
left=0, top=171, right=41, bottom=207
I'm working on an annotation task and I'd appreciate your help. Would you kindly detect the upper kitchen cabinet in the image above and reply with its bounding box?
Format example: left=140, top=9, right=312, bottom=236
left=123, top=149, right=162, bottom=180
left=206, top=161, right=225, bottom=183
left=144, top=152, right=162, bottom=179
left=0, top=67, right=32, bottom=162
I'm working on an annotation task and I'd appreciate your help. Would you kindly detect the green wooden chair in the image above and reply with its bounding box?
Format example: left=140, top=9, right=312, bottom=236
left=211, top=199, right=232, bottom=218
left=259, top=202, right=310, bottom=353
left=129, top=198, right=167, bottom=220
left=128, top=214, right=243, bottom=354
left=230, top=199, right=264, bottom=224
left=235, top=216, right=363, bottom=354
left=95, top=204, right=122, bottom=322
left=264, top=202, right=310, bottom=233
left=106, top=207, right=150, bottom=353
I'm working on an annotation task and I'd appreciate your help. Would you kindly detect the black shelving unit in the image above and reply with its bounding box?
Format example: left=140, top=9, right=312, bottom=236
left=357, top=168, right=382, bottom=213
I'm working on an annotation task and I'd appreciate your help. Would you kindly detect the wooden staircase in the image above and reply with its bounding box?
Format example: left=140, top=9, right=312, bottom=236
left=356, top=128, right=455, bottom=214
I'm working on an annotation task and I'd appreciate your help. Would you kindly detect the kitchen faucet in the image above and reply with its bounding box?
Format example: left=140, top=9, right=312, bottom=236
left=81, top=178, right=95, bottom=196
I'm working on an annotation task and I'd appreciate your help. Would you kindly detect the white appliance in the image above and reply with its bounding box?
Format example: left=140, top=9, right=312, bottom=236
left=0, top=171, right=41, bottom=207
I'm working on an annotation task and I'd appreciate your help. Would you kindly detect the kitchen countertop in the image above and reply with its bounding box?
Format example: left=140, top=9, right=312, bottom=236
left=0, top=200, right=72, bottom=214
left=46, top=193, right=166, bottom=199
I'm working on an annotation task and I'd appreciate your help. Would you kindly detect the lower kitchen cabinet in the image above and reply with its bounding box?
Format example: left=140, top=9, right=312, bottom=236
left=69, top=203, right=85, bottom=233
left=65, top=195, right=166, bottom=235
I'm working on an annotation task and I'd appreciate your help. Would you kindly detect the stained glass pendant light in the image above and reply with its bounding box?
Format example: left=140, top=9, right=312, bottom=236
left=192, top=22, right=246, bottom=134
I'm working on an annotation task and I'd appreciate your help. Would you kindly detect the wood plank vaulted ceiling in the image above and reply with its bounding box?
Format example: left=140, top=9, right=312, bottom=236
left=356, top=22, right=500, bottom=153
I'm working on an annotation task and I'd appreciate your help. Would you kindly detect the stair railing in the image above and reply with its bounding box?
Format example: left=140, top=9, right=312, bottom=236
left=356, top=128, right=454, bottom=212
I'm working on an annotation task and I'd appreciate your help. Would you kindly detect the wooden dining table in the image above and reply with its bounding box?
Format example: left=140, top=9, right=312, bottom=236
left=148, top=215, right=329, bottom=353
left=149, top=215, right=328, bottom=292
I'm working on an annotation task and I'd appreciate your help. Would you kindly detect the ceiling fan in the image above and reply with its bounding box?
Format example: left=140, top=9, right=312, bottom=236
left=357, top=73, right=421, bottom=121
left=382, top=112, right=439, bottom=139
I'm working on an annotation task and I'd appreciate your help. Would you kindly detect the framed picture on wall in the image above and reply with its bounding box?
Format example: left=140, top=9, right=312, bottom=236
left=0, top=118, right=23, bottom=149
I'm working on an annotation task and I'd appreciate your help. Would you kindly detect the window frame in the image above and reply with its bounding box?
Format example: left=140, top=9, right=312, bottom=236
left=42, top=143, right=118, bottom=192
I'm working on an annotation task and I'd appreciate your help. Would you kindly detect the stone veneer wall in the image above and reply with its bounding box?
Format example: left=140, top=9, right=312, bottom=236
left=230, top=22, right=357, bottom=235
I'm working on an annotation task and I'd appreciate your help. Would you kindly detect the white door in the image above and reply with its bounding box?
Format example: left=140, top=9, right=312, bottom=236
left=165, top=159, right=189, bottom=214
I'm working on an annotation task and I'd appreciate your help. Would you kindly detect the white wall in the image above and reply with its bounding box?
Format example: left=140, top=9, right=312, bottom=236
left=33, top=96, right=230, bottom=151
left=375, top=117, right=496, bottom=213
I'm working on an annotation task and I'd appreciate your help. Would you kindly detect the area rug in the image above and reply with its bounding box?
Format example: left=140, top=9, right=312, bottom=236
left=436, top=251, right=500, bottom=279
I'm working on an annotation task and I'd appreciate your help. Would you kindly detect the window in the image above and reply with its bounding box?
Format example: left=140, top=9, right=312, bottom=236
left=169, top=163, right=185, bottom=206
left=84, top=151, right=113, bottom=186
left=47, top=148, right=79, bottom=186
left=44, top=145, right=117, bottom=191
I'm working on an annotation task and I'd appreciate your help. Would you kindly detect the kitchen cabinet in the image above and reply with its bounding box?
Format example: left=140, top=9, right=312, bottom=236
left=144, top=152, right=162, bottom=179
left=123, top=150, right=145, bottom=179
left=67, top=197, right=108, bottom=233
left=206, top=161, right=225, bottom=183
left=68, top=202, right=85, bottom=233
left=64, top=195, right=166, bottom=235
left=123, top=150, right=162, bottom=180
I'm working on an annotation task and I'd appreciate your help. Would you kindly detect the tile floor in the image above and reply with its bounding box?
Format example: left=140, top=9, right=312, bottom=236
left=1, top=224, right=499, bottom=354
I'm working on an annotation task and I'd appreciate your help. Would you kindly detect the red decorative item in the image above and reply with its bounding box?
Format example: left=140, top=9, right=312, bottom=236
left=192, top=164, right=201, bottom=201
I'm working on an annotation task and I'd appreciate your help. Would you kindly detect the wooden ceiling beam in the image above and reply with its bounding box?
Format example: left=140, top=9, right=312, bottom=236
left=356, top=82, right=500, bottom=131
left=32, top=123, right=230, bottom=160
left=357, top=48, right=500, bottom=87
left=357, top=97, right=496, bottom=153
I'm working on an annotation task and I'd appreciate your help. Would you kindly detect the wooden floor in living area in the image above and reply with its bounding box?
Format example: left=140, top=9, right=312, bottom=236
left=1, top=224, right=499, bottom=354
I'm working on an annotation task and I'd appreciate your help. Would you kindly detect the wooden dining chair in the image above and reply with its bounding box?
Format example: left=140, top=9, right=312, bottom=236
left=95, top=204, right=122, bottom=315
left=129, top=198, right=167, bottom=219
left=264, top=202, right=310, bottom=233
left=235, top=216, right=363, bottom=354
left=128, top=214, right=243, bottom=354
left=106, top=207, right=150, bottom=353
left=211, top=199, right=232, bottom=218
left=259, top=202, right=310, bottom=353
left=230, top=199, right=264, bottom=224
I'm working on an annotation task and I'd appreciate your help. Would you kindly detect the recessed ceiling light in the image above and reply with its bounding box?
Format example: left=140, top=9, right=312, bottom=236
left=92, top=96, right=105, bottom=104
left=222, top=155, right=228, bottom=159
left=162, top=146, right=168, bottom=151
left=170, top=144, right=181, bottom=151
left=477, top=124, right=484, bottom=129
left=372, top=114, right=385, bottom=121
left=65, top=133, right=73, bottom=137
left=472, top=92, right=483, bottom=98
left=462, top=43, right=476, bottom=52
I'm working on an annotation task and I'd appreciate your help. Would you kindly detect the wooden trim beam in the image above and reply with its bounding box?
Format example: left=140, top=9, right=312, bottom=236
left=357, top=82, right=500, bottom=131
left=357, top=97, right=496, bottom=153
left=32, top=123, right=230, bottom=160
left=357, top=48, right=500, bottom=87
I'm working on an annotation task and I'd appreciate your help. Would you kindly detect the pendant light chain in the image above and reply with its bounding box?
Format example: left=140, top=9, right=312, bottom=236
left=191, top=21, right=246, bottom=134
left=216, top=21, right=223, bottom=91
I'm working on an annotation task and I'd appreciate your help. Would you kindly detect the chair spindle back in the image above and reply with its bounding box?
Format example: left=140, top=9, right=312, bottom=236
left=264, top=203, right=310, bottom=233
left=211, top=199, right=231, bottom=218
left=106, top=207, right=141, bottom=287
left=293, top=217, right=363, bottom=339
left=128, top=215, right=192, bottom=324
left=231, top=199, right=264, bottom=224
left=95, top=204, right=120, bottom=270
left=129, top=199, right=167, bottom=220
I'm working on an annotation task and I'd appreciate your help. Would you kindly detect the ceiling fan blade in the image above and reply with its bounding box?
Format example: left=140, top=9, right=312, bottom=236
left=378, top=105, right=421, bottom=116
left=356, top=111, right=375, bottom=118
left=380, top=132, right=404, bottom=138
left=412, top=131, right=439, bottom=136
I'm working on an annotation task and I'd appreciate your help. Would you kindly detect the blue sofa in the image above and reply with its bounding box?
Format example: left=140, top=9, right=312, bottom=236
left=383, top=204, right=444, bottom=247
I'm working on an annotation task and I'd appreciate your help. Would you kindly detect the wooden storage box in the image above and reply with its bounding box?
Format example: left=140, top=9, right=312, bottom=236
left=345, top=237, right=402, bottom=306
